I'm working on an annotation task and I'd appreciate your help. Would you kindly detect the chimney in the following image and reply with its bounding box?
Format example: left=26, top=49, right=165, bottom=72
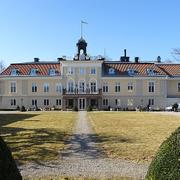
left=135, top=57, right=139, bottom=63
left=34, top=58, right=39, bottom=63
left=157, top=56, right=161, bottom=63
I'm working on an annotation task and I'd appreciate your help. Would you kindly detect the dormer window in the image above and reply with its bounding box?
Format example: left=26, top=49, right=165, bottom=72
left=49, top=68, right=56, bottom=76
left=146, top=68, right=154, bottom=76
left=11, top=69, right=17, bottom=76
left=127, top=68, right=135, bottom=76
left=30, top=68, right=37, bottom=76
left=108, top=68, right=115, bottom=75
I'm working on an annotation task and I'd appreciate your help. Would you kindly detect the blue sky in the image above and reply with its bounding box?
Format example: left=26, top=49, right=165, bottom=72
left=0, top=0, right=180, bottom=65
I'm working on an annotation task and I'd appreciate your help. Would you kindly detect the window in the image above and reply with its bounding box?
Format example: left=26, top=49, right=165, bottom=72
left=147, top=68, right=154, bottom=76
left=103, top=82, right=108, bottom=92
left=108, top=68, right=115, bottom=75
left=44, top=83, right=49, bottom=93
left=127, top=68, right=135, bottom=76
left=67, top=80, right=74, bottom=93
left=90, top=81, right=96, bottom=93
left=127, top=99, right=133, bottom=106
left=148, top=99, right=154, bottom=106
left=128, top=82, right=133, bottom=92
left=67, top=67, right=74, bottom=75
left=49, top=69, right=56, bottom=76
left=79, top=68, right=85, bottom=75
left=32, top=83, right=37, bottom=92
left=44, top=99, right=49, bottom=106
left=115, top=99, right=121, bottom=106
left=11, top=69, right=17, bottom=76
left=10, top=82, right=16, bottom=93
left=148, top=82, right=155, bottom=92
left=103, top=99, right=108, bottom=106
left=30, top=68, right=37, bottom=76
left=56, top=83, right=62, bottom=93
left=178, top=83, right=180, bottom=92
left=115, top=82, right=120, bottom=92
left=56, top=99, right=61, bottom=106
left=90, top=67, right=96, bottom=74
left=32, top=99, right=37, bottom=106
left=79, top=81, right=85, bottom=93
left=10, top=99, right=16, bottom=106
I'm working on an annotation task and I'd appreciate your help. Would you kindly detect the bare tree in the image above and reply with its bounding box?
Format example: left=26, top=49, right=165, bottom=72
left=0, top=60, right=5, bottom=73
left=171, top=48, right=180, bottom=61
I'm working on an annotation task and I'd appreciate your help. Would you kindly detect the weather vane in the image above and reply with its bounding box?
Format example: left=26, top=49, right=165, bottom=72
left=81, top=20, right=88, bottom=38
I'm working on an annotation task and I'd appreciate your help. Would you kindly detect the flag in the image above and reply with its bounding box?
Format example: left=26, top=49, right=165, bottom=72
left=81, top=20, right=88, bottom=24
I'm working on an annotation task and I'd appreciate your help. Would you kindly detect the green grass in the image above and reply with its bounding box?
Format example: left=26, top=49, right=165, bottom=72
left=0, top=111, right=77, bottom=165
left=88, top=111, right=180, bottom=163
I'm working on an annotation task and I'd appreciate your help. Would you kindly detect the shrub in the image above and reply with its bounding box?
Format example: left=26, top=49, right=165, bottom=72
left=20, top=106, right=26, bottom=112
left=72, top=106, right=78, bottom=111
left=145, top=127, right=180, bottom=179
left=86, top=105, right=93, bottom=112
left=0, top=136, right=22, bottom=180
left=16, top=105, right=20, bottom=111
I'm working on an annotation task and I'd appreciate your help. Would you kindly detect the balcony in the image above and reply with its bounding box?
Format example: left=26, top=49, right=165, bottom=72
left=62, top=88, right=102, bottom=97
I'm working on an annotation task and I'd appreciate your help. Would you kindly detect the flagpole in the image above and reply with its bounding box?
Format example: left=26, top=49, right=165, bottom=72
left=81, top=21, right=83, bottom=38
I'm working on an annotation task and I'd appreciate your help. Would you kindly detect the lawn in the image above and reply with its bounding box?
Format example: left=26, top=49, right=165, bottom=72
left=0, top=111, right=77, bottom=165
left=88, top=112, right=180, bottom=163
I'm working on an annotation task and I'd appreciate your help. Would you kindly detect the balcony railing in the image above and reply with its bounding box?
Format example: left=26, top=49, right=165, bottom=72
left=62, top=88, right=102, bottom=95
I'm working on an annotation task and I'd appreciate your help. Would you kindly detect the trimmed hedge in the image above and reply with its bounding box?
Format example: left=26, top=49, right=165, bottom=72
left=0, top=136, right=22, bottom=180
left=145, top=127, right=180, bottom=179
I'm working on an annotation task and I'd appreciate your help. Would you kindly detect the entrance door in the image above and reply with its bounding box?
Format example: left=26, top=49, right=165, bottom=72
left=79, top=98, right=86, bottom=110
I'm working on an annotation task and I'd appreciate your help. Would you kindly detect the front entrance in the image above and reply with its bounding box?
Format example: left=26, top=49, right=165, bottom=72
left=79, top=98, right=86, bottom=110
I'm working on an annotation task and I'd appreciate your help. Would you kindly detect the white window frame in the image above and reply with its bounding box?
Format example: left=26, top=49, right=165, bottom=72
left=79, top=80, right=86, bottom=93
left=148, top=81, right=155, bottom=93
left=108, top=68, right=115, bottom=75
left=148, top=98, right=154, bottom=106
left=79, top=67, right=85, bottom=75
left=128, top=82, right=133, bottom=92
left=32, top=99, right=37, bottom=106
left=103, top=82, right=108, bottom=93
left=56, top=83, right=62, bottom=94
left=177, top=82, right=180, bottom=92
left=115, top=82, right=120, bottom=92
left=67, top=79, right=74, bottom=93
left=44, top=99, right=49, bottom=106
left=10, top=99, right=16, bottom=106
left=90, top=67, right=96, bottom=75
left=67, top=67, right=74, bottom=75
left=11, top=69, right=17, bottom=76
left=49, top=69, right=56, bottom=76
left=43, top=83, right=49, bottom=93
left=103, top=99, right=108, bottom=106
left=56, top=99, right=61, bottom=106
left=30, top=68, right=37, bottom=76
left=10, top=82, right=16, bottom=93
left=127, top=99, right=133, bottom=106
left=115, top=99, right=121, bottom=106
left=32, top=83, right=37, bottom=92
left=89, top=79, right=97, bottom=93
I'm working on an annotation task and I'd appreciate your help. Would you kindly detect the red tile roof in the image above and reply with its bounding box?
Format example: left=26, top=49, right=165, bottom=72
left=1, top=62, right=61, bottom=76
left=158, top=64, right=180, bottom=76
left=103, top=62, right=167, bottom=76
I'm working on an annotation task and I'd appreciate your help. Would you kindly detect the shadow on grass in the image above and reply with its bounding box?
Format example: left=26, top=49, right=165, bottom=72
left=0, top=114, right=39, bottom=126
left=61, top=133, right=136, bottom=159
left=0, top=113, right=136, bottom=165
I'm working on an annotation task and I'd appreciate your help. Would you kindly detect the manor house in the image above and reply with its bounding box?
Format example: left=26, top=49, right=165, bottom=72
left=0, top=38, right=180, bottom=110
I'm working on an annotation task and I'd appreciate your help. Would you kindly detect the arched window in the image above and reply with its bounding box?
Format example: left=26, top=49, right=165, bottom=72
left=56, top=83, right=62, bottom=93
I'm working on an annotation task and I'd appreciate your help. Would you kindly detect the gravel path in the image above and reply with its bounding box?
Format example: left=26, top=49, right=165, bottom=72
left=20, top=111, right=148, bottom=179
